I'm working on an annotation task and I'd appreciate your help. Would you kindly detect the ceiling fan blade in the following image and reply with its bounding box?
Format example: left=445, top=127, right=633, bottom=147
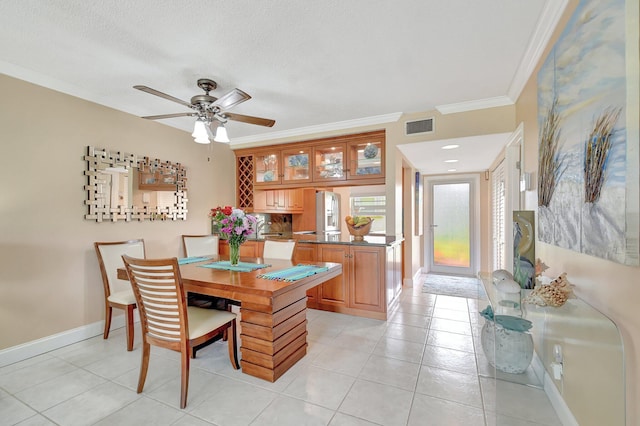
left=224, top=112, right=275, bottom=127
left=212, top=88, right=251, bottom=110
left=141, top=112, right=196, bottom=120
left=133, top=85, right=192, bottom=108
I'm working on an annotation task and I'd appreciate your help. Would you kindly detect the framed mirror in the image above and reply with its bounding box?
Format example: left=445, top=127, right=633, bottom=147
left=84, top=146, right=188, bottom=222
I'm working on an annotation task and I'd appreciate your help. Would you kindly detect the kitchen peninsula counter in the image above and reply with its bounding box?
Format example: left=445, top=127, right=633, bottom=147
left=217, top=233, right=403, bottom=320
left=253, top=232, right=404, bottom=247
left=291, top=233, right=403, bottom=320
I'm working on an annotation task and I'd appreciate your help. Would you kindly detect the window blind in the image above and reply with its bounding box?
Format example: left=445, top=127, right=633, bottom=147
left=492, top=161, right=506, bottom=270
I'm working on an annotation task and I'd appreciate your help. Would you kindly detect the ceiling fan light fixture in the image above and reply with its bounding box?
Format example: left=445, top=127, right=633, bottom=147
left=192, top=118, right=211, bottom=144
left=134, top=78, right=275, bottom=136
left=214, top=122, right=230, bottom=143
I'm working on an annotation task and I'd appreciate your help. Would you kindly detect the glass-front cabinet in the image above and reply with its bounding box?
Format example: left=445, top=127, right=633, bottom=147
left=243, top=130, right=385, bottom=193
left=313, top=143, right=346, bottom=182
left=254, top=150, right=281, bottom=186
left=282, top=147, right=312, bottom=184
left=347, top=137, right=384, bottom=180
left=313, top=134, right=385, bottom=183
left=255, top=147, right=313, bottom=186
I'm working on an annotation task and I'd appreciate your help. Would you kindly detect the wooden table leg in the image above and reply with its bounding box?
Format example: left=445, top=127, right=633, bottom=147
left=239, top=297, right=308, bottom=382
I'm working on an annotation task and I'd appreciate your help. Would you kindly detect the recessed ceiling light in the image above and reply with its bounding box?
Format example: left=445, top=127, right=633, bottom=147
left=448, top=169, right=457, bottom=172
left=444, top=159, right=458, bottom=163
left=441, top=144, right=459, bottom=150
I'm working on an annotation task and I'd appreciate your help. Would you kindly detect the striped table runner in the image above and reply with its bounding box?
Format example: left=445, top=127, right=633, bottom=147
left=199, top=261, right=271, bottom=272
left=257, top=264, right=330, bottom=282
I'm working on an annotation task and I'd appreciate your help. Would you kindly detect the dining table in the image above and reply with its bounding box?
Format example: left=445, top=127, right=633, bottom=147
left=118, top=255, right=342, bottom=382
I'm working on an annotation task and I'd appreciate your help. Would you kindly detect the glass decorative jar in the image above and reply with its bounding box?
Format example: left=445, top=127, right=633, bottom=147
left=496, top=278, right=523, bottom=316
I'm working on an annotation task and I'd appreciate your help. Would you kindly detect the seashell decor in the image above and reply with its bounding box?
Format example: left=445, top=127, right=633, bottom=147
left=523, top=273, right=574, bottom=307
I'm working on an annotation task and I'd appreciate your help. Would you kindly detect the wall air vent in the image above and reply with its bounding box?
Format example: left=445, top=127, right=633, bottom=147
left=405, top=117, right=434, bottom=135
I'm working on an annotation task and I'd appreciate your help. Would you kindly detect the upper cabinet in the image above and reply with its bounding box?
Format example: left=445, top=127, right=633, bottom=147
left=347, top=136, right=384, bottom=181
left=312, top=133, right=385, bottom=183
left=282, top=147, right=312, bottom=184
left=254, top=188, right=304, bottom=213
left=313, top=143, right=346, bottom=182
left=238, top=130, right=385, bottom=192
left=253, top=146, right=313, bottom=186
left=254, top=150, right=281, bottom=186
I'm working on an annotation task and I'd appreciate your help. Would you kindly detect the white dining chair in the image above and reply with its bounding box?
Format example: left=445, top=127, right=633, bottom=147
left=94, top=239, right=145, bottom=351
left=182, top=234, right=219, bottom=257
left=122, top=255, right=239, bottom=409
left=262, top=239, right=297, bottom=260
left=182, top=233, right=232, bottom=351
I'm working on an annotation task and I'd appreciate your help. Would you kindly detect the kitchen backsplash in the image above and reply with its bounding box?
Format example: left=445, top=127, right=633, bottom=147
left=254, top=213, right=292, bottom=234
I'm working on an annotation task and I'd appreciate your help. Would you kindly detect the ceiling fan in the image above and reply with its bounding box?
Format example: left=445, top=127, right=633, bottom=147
left=133, top=78, right=275, bottom=143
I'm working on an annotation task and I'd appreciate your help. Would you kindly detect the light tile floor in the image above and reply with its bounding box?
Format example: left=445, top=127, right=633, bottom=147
left=0, top=277, right=562, bottom=426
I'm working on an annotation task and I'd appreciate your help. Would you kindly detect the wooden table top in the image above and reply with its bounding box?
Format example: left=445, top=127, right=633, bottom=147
left=118, top=256, right=342, bottom=310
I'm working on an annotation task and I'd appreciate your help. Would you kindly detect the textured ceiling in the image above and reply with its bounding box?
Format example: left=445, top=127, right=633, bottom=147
left=0, top=0, right=558, bottom=172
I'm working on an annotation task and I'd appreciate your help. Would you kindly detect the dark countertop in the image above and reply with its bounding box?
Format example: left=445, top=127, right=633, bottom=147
left=250, top=232, right=404, bottom=247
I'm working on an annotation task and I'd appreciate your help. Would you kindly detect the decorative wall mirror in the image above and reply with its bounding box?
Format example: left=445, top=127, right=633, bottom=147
left=84, top=146, right=188, bottom=222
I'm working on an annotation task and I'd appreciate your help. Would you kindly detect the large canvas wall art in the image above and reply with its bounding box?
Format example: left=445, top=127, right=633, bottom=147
left=537, top=0, right=639, bottom=265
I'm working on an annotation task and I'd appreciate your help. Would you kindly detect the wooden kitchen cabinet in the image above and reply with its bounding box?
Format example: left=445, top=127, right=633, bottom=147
left=312, top=133, right=385, bottom=184
left=236, top=154, right=254, bottom=211
left=253, top=149, right=281, bottom=186
left=346, top=137, right=384, bottom=181
left=286, top=188, right=304, bottom=211
left=253, top=146, right=312, bottom=187
left=349, top=245, right=386, bottom=314
left=253, top=189, right=304, bottom=213
left=281, top=147, right=312, bottom=184
left=293, top=242, right=317, bottom=263
left=316, top=244, right=349, bottom=307
left=219, top=240, right=264, bottom=258
left=309, top=241, right=402, bottom=319
left=235, top=131, right=386, bottom=204
left=313, top=143, right=347, bottom=182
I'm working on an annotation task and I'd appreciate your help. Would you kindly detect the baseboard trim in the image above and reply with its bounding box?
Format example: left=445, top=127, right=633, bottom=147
left=544, top=369, right=579, bottom=426
left=531, top=349, right=578, bottom=426
left=0, top=314, right=137, bottom=368
left=411, top=268, right=423, bottom=287
left=530, top=350, right=545, bottom=386
left=402, top=267, right=423, bottom=288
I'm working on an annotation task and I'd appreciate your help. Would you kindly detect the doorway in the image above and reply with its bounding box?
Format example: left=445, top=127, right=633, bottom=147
left=425, top=174, right=480, bottom=276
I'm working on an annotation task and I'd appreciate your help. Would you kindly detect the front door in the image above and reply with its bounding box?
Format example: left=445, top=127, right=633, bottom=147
left=426, top=175, right=478, bottom=276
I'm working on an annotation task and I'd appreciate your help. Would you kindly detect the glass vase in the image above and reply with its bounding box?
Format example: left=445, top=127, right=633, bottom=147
left=229, top=241, right=240, bottom=266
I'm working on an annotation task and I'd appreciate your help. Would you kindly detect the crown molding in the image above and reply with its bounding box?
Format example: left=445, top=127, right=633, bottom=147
left=507, top=0, right=570, bottom=102
left=230, top=112, right=403, bottom=145
left=435, top=96, right=514, bottom=115
left=0, top=60, right=97, bottom=102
